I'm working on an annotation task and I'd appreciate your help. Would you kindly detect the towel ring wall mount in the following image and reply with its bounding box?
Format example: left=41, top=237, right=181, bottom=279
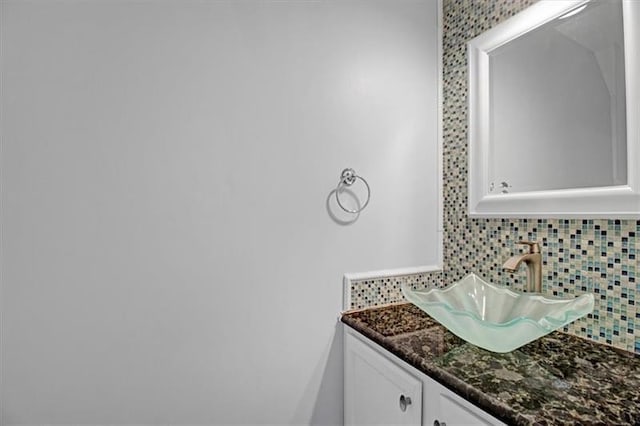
left=335, top=168, right=370, bottom=214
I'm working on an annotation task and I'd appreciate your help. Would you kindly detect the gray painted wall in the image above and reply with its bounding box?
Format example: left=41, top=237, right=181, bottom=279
left=0, top=0, right=440, bottom=423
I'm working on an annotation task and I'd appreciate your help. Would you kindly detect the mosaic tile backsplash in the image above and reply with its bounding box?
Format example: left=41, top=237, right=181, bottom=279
left=349, top=0, right=640, bottom=355
left=348, top=271, right=443, bottom=310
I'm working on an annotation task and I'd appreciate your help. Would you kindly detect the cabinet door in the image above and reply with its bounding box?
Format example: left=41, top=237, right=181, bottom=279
left=344, top=330, right=422, bottom=426
left=426, top=377, right=504, bottom=426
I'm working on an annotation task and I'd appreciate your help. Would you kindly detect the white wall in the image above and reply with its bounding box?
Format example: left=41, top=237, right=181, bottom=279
left=0, top=1, right=440, bottom=424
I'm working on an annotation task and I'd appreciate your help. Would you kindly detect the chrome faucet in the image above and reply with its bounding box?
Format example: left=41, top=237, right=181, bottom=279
left=503, top=241, right=542, bottom=293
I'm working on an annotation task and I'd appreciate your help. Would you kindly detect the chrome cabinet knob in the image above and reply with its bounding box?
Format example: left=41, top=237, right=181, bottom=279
left=399, top=394, right=412, bottom=412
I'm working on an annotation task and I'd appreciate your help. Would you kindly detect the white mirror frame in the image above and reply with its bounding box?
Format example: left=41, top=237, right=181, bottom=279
left=468, top=0, right=640, bottom=218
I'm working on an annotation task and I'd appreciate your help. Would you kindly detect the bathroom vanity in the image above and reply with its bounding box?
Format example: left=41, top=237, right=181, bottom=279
left=344, top=323, right=505, bottom=426
left=342, top=303, right=640, bottom=425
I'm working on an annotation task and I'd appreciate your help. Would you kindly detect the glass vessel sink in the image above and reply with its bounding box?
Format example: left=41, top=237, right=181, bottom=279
left=401, top=273, right=594, bottom=353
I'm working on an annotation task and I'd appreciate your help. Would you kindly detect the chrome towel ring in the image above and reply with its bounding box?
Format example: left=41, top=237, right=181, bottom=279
left=335, top=168, right=370, bottom=214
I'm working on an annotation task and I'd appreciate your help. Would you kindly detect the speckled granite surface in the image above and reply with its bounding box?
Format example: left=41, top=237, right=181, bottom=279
left=342, top=303, right=640, bottom=426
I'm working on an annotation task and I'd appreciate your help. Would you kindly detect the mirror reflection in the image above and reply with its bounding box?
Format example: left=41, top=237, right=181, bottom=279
left=488, top=0, right=626, bottom=194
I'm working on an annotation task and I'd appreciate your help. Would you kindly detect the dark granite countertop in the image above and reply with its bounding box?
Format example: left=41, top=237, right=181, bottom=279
left=341, top=303, right=640, bottom=426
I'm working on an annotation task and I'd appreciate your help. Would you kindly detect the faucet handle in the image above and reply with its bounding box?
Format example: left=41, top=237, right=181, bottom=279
left=516, top=241, right=540, bottom=254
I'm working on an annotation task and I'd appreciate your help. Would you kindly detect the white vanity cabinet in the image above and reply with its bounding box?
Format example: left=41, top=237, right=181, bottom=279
left=344, top=326, right=506, bottom=426
left=344, top=326, right=423, bottom=425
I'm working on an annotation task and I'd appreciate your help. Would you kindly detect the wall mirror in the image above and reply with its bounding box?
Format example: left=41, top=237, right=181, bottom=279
left=468, top=0, right=640, bottom=218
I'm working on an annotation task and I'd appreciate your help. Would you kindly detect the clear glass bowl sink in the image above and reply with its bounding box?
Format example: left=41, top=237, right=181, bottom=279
left=401, top=273, right=594, bottom=353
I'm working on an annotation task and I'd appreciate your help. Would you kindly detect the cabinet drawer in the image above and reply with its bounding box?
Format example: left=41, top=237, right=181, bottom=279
left=344, top=330, right=422, bottom=425
left=426, top=377, right=504, bottom=426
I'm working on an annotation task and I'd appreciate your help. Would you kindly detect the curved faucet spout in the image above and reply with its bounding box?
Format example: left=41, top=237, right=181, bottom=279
left=503, top=242, right=543, bottom=293
left=503, top=254, right=526, bottom=272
